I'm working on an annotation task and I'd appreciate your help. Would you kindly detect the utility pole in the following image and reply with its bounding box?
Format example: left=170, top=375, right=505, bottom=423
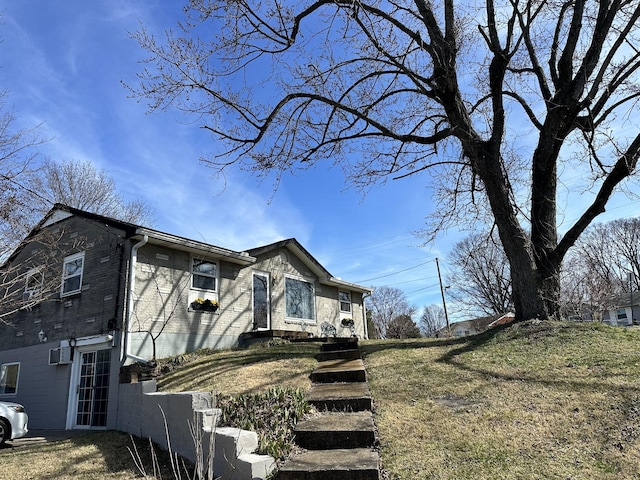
left=436, top=258, right=451, bottom=336
left=629, top=271, right=635, bottom=325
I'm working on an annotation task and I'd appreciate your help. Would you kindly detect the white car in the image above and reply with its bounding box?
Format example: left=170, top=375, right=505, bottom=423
left=0, top=401, right=29, bottom=445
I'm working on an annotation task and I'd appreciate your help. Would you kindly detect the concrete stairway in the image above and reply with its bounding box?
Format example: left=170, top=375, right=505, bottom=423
left=277, top=338, right=380, bottom=480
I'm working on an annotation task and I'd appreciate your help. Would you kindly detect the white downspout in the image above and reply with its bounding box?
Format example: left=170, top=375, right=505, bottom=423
left=121, top=235, right=152, bottom=365
left=362, top=291, right=371, bottom=340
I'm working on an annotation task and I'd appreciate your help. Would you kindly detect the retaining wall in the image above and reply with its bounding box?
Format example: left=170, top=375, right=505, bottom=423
left=116, top=380, right=275, bottom=479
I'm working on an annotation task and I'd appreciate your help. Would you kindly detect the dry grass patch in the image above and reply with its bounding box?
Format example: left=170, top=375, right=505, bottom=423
left=156, top=341, right=320, bottom=395
left=363, top=321, right=640, bottom=479
left=0, top=431, right=182, bottom=480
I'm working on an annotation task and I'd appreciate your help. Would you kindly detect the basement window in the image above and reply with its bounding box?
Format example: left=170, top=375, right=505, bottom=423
left=0, top=363, right=20, bottom=395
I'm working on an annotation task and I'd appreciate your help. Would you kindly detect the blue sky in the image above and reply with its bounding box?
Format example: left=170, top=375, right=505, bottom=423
left=2, top=1, right=638, bottom=322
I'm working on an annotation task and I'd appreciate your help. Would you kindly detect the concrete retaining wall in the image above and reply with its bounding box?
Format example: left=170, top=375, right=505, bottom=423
left=116, top=381, right=275, bottom=479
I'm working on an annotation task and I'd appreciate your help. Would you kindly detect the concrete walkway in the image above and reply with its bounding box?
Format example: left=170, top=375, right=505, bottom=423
left=277, top=338, right=380, bottom=480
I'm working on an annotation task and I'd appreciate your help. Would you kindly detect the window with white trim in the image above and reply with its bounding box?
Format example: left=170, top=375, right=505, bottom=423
left=617, top=308, right=628, bottom=320
left=24, top=268, right=44, bottom=300
left=61, top=252, right=84, bottom=296
left=285, top=276, right=315, bottom=321
left=339, top=290, right=352, bottom=313
left=191, top=258, right=218, bottom=291
left=0, top=362, right=20, bottom=395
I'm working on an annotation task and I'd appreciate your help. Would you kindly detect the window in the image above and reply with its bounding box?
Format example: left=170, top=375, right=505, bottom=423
left=285, top=276, right=315, bottom=321
left=191, top=258, right=218, bottom=291
left=339, top=290, right=352, bottom=313
left=61, top=252, right=85, bottom=296
left=24, top=268, right=44, bottom=300
left=0, top=363, right=20, bottom=395
left=617, top=308, right=628, bottom=320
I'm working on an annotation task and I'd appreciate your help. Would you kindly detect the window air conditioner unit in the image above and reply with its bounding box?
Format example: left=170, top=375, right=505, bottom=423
left=49, top=346, right=73, bottom=365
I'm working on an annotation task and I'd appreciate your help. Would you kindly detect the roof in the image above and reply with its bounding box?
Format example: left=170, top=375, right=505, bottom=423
left=6, top=206, right=371, bottom=286
left=8, top=204, right=255, bottom=266
left=602, top=291, right=640, bottom=309
left=248, top=238, right=372, bottom=293
left=132, top=227, right=255, bottom=266
left=447, top=312, right=515, bottom=333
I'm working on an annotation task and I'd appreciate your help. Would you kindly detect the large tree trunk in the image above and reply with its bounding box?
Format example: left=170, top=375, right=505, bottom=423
left=472, top=136, right=560, bottom=322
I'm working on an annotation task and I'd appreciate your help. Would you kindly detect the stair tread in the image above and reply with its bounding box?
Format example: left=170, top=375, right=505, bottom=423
left=297, top=411, right=374, bottom=431
left=315, top=358, right=364, bottom=371
left=306, top=382, right=371, bottom=401
left=279, top=448, right=379, bottom=472
left=316, top=349, right=362, bottom=362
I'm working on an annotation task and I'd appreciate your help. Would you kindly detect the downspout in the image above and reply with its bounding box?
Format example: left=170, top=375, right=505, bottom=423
left=121, top=235, right=152, bottom=366
left=362, top=291, right=371, bottom=340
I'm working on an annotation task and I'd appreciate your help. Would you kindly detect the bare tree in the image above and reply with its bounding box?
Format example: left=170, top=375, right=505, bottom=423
left=366, top=286, right=416, bottom=339
left=447, top=232, right=513, bottom=316
left=32, top=158, right=156, bottom=227
left=0, top=230, right=84, bottom=322
left=0, top=91, right=47, bottom=257
left=386, top=314, right=421, bottom=339
left=562, top=217, right=640, bottom=319
left=130, top=1, right=640, bottom=322
left=420, top=304, right=446, bottom=337
left=1, top=93, right=153, bottom=323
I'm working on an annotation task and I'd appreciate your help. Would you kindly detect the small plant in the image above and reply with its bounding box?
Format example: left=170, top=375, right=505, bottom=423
left=341, top=318, right=354, bottom=327
left=216, top=387, right=310, bottom=461
left=191, top=298, right=219, bottom=312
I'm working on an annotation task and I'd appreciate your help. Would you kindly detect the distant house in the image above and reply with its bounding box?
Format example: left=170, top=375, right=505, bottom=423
left=447, top=312, right=515, bottom=337
left=0, top=204, right=371, bottom=431
left=600, top=291, right=640, bottom=326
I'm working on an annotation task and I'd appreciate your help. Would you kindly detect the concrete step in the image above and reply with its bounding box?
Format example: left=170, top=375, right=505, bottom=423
left=310, top=359, right=367, bottom=383
left=277, top=448, right=380, bottom=480
left=320, top=338, right=359, bottom=352
left=315, top=348, right=361, bottom=362
left=306, top=382, right=372, bottom=412
left=295, top=412, right=376, bottom=450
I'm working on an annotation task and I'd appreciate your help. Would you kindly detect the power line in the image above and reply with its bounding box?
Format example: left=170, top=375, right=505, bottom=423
left=405, top=282, right=441, bottom=296
left=356, top=259, right=434, bottom=283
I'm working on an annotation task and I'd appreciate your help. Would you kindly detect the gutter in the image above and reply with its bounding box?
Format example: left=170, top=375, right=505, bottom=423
left=121, top=234, right=153, bottom=366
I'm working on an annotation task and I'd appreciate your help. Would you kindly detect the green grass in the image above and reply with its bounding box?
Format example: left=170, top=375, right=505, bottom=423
left=362, top=321, right=640, bottom=479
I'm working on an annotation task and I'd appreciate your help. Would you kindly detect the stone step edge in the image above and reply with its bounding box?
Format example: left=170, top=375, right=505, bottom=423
left=278, top=448, right=379, bottom=472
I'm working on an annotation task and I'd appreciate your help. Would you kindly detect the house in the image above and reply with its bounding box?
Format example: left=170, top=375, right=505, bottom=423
left=446, top=312, right=515, bottom=337
left=0, top=204, right=371, bottom=431
left=600, top=291, right=640, bottom=326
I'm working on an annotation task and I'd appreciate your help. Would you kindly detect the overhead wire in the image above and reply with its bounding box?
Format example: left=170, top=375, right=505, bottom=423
left=355, top=258, right=435, bottom=283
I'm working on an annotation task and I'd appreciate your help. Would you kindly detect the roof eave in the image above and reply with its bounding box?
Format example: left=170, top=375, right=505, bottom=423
left=322, top=276, right=372, bottom=294
left=133, top=228, right=256, bottom=266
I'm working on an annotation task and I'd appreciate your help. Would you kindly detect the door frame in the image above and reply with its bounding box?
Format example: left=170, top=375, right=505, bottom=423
left=64, top=335, right=114, bottom=430
left=252, top=271, right=271, bottom=331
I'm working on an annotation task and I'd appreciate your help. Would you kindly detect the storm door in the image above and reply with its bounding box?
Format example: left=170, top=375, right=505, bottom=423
left=75, top=349, right=111, bottom=427
left=253, top=272, right=270, bottom=330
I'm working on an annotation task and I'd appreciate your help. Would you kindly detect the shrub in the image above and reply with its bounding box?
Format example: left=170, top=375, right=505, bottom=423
left=216, top=387, right=310, bottom=461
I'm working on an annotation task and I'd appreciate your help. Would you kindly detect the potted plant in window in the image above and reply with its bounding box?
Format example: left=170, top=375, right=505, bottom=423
left=191, top=298, right=219, bottom=312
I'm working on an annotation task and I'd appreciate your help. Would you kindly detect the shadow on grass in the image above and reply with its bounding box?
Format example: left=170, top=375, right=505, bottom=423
left=362, top=321, right=640, bottom=398
left=359, top=328, right=497, bottom=358
left=433, top=321, right=640, bottom=398
left=157, top=343, right=321, bottom=393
